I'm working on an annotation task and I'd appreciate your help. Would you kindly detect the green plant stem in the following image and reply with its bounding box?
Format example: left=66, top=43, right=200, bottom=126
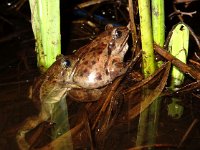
left=29, top=0, right=61, bottom=73
left=136, top=0, right=156, bottom=147
left=152, top=0, right=165, bottom=46
left=147, top=0, right=165, bottom=146
left=29, top=0, right=72, bottom=149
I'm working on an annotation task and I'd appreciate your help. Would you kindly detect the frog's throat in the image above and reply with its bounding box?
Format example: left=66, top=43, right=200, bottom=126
left=106, top=43, right=129, bottom=77
left=69, top=58, right=80, bottom=83
left=105, top=30, right=129, bottom=73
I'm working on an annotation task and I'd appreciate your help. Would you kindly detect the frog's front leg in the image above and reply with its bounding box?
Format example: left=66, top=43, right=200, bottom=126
left=16, top=103, right=53, bottom=150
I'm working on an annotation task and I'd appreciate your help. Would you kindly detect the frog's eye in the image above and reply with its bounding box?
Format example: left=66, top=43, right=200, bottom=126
left=64, top=59, right=71, bottom=67
left=115, top=30, right=122, bottom=38
left=112, top=29, right=122, bottom=39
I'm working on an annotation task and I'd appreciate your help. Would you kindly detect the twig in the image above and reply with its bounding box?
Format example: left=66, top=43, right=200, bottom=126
left=0, top=80, right=30, bottom=87
left=128, top=62, right=171, bottom=120
left=186, top=24, right=200, bottom=50
left=128, top=143, right=177, bottom=150
left=170, top=3, right=197, bottom=22
left=173, top=0, right=199, bottom=7
left=173, top=0, right=199, bottom=3
left=0, top=15, right=14, bottom=26
left=92, top=76, right=123, bottom=130
left=77, top=0, right=109, bottom=9
left=178, top=119, right=199, bottom=148
left=194, top=52, right=200, bottom=60
left=163, top=80, right=200, bottom=96
left=169, top=9, right=196, bottom=19
left=128, top=0, right=137, bottom=52
left=192, top=93, right=200, bottom=100
left=154, top=44, right=200, bottom=80
left=173, top=4, right=184, bottom=21
left=0, top=29, right=31, bottom=43
left=40, top=121, right=84, bottom=150
left=15, top=0, right=27, bottom=11
left=123, top=61, right=169, bottom=94
left=189, top=59, right=200, bottom=68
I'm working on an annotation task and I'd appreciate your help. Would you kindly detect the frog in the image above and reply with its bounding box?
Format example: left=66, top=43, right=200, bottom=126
left=16, top=24, right=130, bottom=149
left=16, top=55, right=80, bottom=150
left=73, top=25, right=130, bottom=89
left=68, top=25, right=130, bottom=101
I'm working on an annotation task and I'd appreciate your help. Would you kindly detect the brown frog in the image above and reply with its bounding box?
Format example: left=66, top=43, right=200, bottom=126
left=69, top=25, right=130, bottom=101
left=16, top=25, right=130, bottom=149
left=73, top=25, right=129, bottom=89
left=16, top=55, right=80, bottom=150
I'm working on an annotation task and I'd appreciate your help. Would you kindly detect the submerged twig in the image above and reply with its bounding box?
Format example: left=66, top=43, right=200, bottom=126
left=124, top=62, right=169, bottom=94
left=77, top=0, right=109, bottom=8
left=40, top=122, right=84, bottom=150
left=0, top=80, right=31, bottom=87
left=92, top=76, right=123, bottom=130
left=178, top=119, right=199, bottom=148
left=0, top=29, right=31, bottom=43
left=128, top=143, right=177, bottom=150
left=192, top=93, right=200, bottom=100
left=163, top=80, right=200, bottom=96
left=29, top=122, right=53, bottom=149
left=0, top=15, right=14, bottom=26
left=128, top=62, right=171, bottom=120
left=39, top=109, right=94, bottom=150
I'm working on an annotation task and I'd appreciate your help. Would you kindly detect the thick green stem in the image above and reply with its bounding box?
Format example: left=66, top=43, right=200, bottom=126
left=147, top=0, right=165, bottom=146
left=152, top=0, right=165, bottom=47
left=139, top=2, right=155, bottom=78
left=29, top=0, right=72, bottom=149
left=29, top=0, right=61, bottom=72
left=136, top=0, right=156, bottom=147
